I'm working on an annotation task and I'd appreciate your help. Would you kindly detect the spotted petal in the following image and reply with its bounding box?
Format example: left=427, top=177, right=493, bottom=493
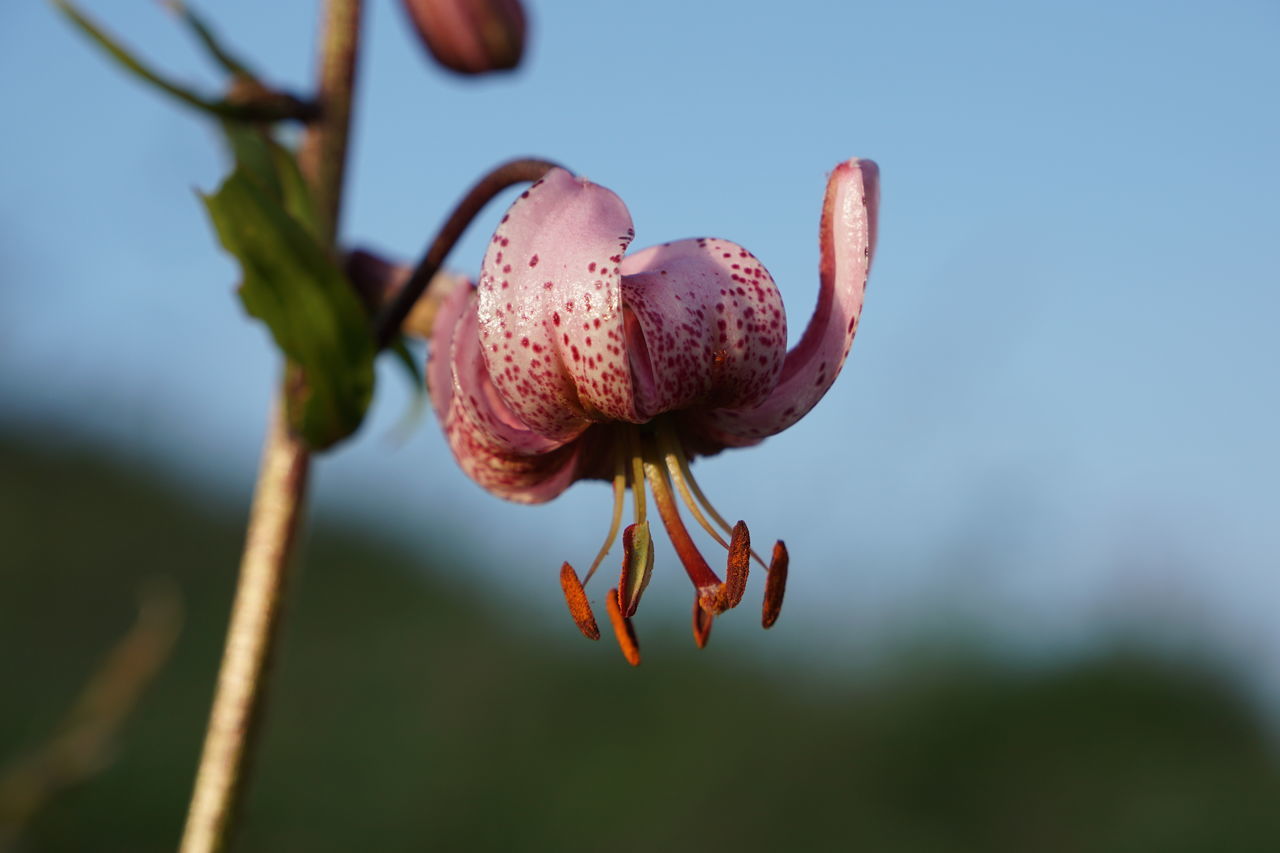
left=438, top=286, right=581, bottom=503
left=692, top=159, right=879, bottom=447
left=620, top=238, right=786, bottom=418
left=477, top=168, right=641, bottom=442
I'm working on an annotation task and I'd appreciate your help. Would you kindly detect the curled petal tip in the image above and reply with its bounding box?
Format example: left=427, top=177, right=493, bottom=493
left=686, top=156, right=879, bottom=449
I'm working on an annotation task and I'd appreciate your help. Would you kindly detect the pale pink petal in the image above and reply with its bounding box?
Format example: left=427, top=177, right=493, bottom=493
left=620, top=238, right=786, bottom=418
left=441, top=289, right=582, bottom=503
left=427, top=275, right=473, bottom=424
left=691, top=159, right=879, bottom=448
left=477, top=168, right=641, bottom=441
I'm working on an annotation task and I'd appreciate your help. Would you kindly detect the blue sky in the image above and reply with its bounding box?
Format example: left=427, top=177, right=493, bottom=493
left=4, top=1, right=1278, bottom=685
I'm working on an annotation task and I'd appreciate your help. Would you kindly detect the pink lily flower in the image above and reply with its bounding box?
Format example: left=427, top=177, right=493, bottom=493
left=429, top=159, right=879, bottom=663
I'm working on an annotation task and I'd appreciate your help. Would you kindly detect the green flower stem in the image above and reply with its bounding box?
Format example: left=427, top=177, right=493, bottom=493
left=179, top=3, right=363, bottom=852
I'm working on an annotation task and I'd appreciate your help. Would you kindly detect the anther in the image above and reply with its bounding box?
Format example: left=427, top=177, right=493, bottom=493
left=617, top=521, right=654, bottom=618
left=559, top=562, right=599, bottom=640
left=761, top=541, right=789, bottom=629
left=692, top=598, right=714, bottom=649
left=606, top=587, right=642, bottom=666
left=717, top=520, right=750, bottom=611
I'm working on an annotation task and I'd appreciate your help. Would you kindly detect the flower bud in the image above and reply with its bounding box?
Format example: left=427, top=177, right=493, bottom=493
left=344, top=248, right=466, bottom=339
left=401, top=0, right=526, bottom=76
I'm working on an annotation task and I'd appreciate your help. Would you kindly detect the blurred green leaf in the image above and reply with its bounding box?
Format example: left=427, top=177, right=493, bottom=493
left=52, top=0, right=313, bottom=123
left=202, top=167, right=374, bottom=450
left=52, top=0, right=219, bottom=114
left=218, top=125, right=322, bottom=242
left=165, top=1, right=254, bottom=78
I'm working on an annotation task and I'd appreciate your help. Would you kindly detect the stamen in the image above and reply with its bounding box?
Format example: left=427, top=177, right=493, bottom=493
left=659, top=422, right=768, bottom=569
left=582, top=456, right=627, bottom=585
left=617, top=521, right=654, bottom=618
left=642, top=450, right=723, bottom=610
left=559, top=562, right=600, bottom=640
left=626, top=427, right=647, bottom=525
left=659, top=421, right=732, bottom=534
left=761, top=540, right=789, bottom=629
left=717, top=520, right=750, bottom=611
left=663, top=448, right=729, bottom=551
left=692, top=598, right=714, bottom=649
left=605, top=587, right=641, bottom=666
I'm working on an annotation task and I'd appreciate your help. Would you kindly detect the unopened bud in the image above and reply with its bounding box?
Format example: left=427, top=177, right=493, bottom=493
left=345, top=248, right=466, bottom=339
left=401, top=0, right=526, bottom=76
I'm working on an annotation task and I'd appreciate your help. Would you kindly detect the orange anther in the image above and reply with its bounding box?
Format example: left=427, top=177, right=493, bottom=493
left=605, top=588, right=641, bottom=666
left=717, top=520, right=750, bottom=611
left=761, top=540, right=789, bottom=629
left=559, top=562, right=599, bottom=640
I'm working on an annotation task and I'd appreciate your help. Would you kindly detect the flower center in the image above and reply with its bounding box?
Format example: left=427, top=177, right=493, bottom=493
left=558, top=420, right=790, bottom=665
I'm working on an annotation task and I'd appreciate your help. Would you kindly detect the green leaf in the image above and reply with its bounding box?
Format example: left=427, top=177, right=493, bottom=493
left=52, top=0, right=312, bottom=124
left=202, top=168, right=374, bottom=449
left=52, top=0, right=221, bottom=114
left=166, top=1, right=255, bottom=78
left=217, top=124, right=321, bottom=241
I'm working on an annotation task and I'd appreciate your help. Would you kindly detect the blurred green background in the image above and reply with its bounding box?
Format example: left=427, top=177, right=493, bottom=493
left=4, top=427, right=1279, bottom=852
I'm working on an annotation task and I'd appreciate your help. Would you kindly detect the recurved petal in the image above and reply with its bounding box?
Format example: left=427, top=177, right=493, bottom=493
left=620, top=238, right=787, bottom=418
left=442, top=289, right=582, bottom=503
left=692, top=158, right=879, bottom=448
left=427, top=275, right=474, bottom=425
left=477, top=168, right=641, bottom=439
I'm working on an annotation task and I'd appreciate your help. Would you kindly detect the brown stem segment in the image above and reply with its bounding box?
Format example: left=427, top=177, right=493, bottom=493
left=180, top=3, right=362, bottom=850
left=178, top=410, right=311, bottom=853
left=374, top=157, right=561, bottom=348
left=298, top=0, right=363, bottom=248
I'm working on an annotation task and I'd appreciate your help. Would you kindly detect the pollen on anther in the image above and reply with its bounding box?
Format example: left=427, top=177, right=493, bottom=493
left=762, top=541, right=789, bottom=629
left=559, top=562, right=600, bottom=640
left=718, top=521, right=750, bottom=611
left=606, top=588, right=641, bottom=666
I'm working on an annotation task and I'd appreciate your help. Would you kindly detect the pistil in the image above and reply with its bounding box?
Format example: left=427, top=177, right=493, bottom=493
left=641, top=446, right=724, bottom=610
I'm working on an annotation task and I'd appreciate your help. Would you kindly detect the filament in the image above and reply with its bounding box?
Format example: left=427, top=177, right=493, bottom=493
left=582, top=455, right=627, bottom=585
left=626, top=427, right=647, bottom=525
left=657, top=422, right=768, bottom=569
left=663, top=449, right=730, bottom=551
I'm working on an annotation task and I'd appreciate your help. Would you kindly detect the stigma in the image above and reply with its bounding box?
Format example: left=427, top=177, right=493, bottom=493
left=558, top=420, right=789, bottom=666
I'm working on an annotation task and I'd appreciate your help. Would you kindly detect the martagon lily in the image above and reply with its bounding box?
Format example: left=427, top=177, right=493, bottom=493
left=428, top=158, right=879, bottom=664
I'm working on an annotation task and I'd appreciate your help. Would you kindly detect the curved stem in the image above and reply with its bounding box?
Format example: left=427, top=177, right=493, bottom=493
left=374, top=157, right=561, bottom=348
left=180, top=2, right=362, bottom=851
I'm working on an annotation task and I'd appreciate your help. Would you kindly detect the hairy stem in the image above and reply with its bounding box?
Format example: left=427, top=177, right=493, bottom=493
left=179, top=2, right=363, bottom=851
left=375, top=157, right=560, bottom=348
